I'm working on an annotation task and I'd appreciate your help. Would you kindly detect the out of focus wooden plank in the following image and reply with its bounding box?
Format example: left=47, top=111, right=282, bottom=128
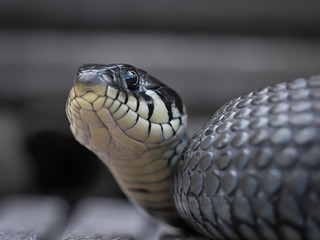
left=0, top=1, right=319, bottom=36
left=1, top=31, right=320, bottom=112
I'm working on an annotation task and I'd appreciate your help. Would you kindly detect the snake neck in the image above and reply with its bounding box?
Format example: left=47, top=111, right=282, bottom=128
left=99, top=135, right=188, bottom=225
left=66, top=64, right=188, bottom=226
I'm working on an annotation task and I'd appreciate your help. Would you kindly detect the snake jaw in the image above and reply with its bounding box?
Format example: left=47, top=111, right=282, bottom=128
left=67, top=93, right=143, bottom=159
left=67, top=86, right=187, bottom=159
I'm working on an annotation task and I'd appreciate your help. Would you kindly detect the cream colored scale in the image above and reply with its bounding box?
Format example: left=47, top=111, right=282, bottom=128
left=66, top=85, right=187, bottom=225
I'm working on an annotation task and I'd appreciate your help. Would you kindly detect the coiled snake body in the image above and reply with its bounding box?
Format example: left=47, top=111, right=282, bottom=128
left=66, top=64, right=320, bottom=239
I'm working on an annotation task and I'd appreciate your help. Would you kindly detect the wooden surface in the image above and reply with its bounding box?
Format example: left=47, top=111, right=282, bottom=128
left=0, top=196, right=67, bottom=239
left=0, top=196, right=208, bottom=240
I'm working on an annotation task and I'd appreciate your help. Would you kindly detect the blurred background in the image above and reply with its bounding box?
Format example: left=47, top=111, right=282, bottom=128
left=1, top=0, right=320, bottom=208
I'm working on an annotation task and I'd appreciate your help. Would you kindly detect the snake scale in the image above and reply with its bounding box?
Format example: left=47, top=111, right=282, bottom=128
left=66, top=63, right=320, bottom=240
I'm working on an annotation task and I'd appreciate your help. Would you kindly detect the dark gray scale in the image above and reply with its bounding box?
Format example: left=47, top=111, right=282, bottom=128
left=173, top=76, right=320, bottom=240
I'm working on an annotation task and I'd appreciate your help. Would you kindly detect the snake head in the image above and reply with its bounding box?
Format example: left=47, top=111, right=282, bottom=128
left=66, top=64, right=187, bottom=161
left=72, top=64, right=165, bottom=95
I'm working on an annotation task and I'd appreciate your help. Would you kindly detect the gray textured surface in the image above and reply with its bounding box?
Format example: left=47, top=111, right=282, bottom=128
left=0, top=196, right=67, bottom=240
left=61, top=198, right=175, bottom=240
left=174, top=76, right=320, bottom=239
left=0, top=196, right=209, bottom=240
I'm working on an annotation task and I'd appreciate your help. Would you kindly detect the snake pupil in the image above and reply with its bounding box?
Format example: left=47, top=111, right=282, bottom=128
left=125, top=70, right=139, bottom=91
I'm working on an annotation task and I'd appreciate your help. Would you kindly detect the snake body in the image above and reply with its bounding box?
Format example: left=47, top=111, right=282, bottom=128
left=66, top=64, right=320, bottom=239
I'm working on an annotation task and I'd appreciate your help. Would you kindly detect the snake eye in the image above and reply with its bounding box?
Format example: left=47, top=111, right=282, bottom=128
left=125, top=70, right=139, bottom=90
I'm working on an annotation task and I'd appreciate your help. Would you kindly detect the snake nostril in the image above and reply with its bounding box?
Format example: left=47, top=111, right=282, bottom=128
left=74, top=71, right=108, bottom=96
left=76, top=70, right=108, bottom=87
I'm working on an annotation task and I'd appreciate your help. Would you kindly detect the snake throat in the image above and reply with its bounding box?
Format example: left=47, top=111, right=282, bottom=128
left=66, top=64, right=188, bottom=225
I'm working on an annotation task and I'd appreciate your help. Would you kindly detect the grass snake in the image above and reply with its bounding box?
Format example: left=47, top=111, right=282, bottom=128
left=66, top=63, right=320, bottom=239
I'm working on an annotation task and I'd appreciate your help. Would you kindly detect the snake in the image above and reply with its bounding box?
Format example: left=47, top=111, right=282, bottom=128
left=66, top=63, right=320, bottom=240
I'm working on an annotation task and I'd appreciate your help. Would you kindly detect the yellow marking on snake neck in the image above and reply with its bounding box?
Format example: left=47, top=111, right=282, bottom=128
left=109, top=100, right=121, bottom=113
left=117, top=90, right=127, bottom=103
left=82, top=92, right=99, bottom=103
left=76, top=98, right=93, bottom=110
left=80, top=109, right=104, bottom=128
left=117, top=109, right=138, bottom=130
left=162, top=123, right=174, bottom=140
left=147, top=123, right=163, bottom=143
left=69, top=88, right=76, bottom=100
left=113, top=104, right=129, bottom=120
left=93, top=97, right=106, bottom=110
left=107, top=86, right=118, bottom=99
left=147, top=90, right=169, bottom=123
left=136, top=96, right=149, bottom=119
left=73, top=117, right=89, bottom=131
left=170, top=118, right=181, bottom=132
left=69, top=104, right=81, bottom=120
left=109, top=126, right=148, bottom=153
left=126, top=117, right=150, bottom=141
left=104, top=98, right=114, bottom=108
left=89, top=127, right=111, bottom=152
left=127, top=94, right=138, bottom=111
